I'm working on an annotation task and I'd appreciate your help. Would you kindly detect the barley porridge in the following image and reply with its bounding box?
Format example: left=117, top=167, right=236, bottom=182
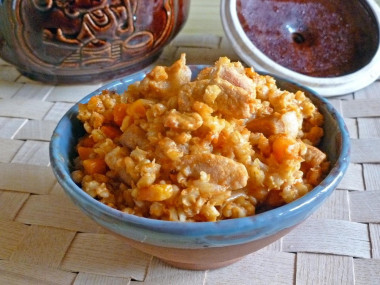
left=71, top=54, right=329, bottom=222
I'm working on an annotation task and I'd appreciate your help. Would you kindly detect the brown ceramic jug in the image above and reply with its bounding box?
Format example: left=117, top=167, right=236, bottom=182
left=0, top=0, right=190, bottom=84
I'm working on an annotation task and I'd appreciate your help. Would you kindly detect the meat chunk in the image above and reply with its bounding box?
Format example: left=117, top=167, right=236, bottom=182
left=215, top=58, right=256, bottom=93
left=303, top=144, right=327, bottom=168
left=211, top=78, right=256, bottom=119
left=104, top=147, right=133, bottom=185
left=179, top=153, right=248, bottom=190
left=137, top=53, right=192, bottom=99
left=120, top=124, right=149, bottom=150
left=246, top=111, right=300, bottom=138
left=178, top=78, right=255, bottom=119
left=177, top=80, right=208, bottom=112
left=178, top=57, right=257, bottom=119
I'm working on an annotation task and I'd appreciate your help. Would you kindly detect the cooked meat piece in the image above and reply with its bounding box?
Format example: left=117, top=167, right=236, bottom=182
left=105, top=147, right=133, bottom=185
left=177, top=80, right=210, bottom=112
left=215, top=60, right=256, bottom=93
left=246, top=113, right=284, bottom=137
left=211, top=78, right=255, bottom=119
left=178, top=78, right=255, bottom=119
left=137, top=53, right=192, bottom=99
left=178, top=57, right=257, bottom=119
left=120, top=124, right=149, bottom=150
left=180, top=153, right=248, bottom=190
left=303, top=144, right=327, bottom=168
left=246, top=111, right=300, bottom=138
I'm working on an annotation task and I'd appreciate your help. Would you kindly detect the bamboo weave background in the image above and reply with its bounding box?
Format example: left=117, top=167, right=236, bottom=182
left=0, top=0, right=380, bottom=284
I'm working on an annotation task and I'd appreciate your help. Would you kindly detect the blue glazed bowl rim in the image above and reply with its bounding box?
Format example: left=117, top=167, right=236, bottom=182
left=50, top=65, right=350, bottom=240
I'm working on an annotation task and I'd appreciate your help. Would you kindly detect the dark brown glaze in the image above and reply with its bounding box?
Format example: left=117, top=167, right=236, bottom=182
left=0, top=0, right=190, bottom=84
left=237, top=0, right=379, bottom=77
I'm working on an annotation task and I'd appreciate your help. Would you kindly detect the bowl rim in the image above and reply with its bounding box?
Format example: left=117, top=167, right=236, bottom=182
left=220, top=0, right=380, bottom=96
left=49, top=65, right=351, bottom=246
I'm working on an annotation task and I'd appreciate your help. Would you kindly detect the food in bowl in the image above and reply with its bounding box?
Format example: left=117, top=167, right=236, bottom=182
left=50, top=57, right=349, bottom=270
left=71, top=54, right=329, bottom=222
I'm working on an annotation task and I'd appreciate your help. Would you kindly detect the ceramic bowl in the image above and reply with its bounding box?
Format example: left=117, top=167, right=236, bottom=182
left=0, top=0, right=190, bottom=84
left=49, top=65, right=350, bottom=270
left=221, top=0, right=380, bottom=96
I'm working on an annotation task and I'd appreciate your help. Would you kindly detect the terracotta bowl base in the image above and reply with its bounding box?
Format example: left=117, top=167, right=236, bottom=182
left=104, top=225, right=297, bottom=270
left=161, top=256, right=244, bottom=270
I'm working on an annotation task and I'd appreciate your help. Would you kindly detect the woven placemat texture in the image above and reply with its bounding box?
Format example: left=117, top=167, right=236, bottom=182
left=1, top=1, right=380, bottom=284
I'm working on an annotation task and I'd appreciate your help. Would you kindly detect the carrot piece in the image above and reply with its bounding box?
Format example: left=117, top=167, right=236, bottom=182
left=103, top=109, right=114, bottom=123
left=83, top=158, right=107, bottom=174
left=101, top=125, right=122, bottom=139
left=113, top=103, right=128, bottom=126
left=127, top=99, right=146, bottom=118
left=136, top=184, right=174, bottom=202
left=272, top=135, right=299, bottom=163
left=80, top=136, right=95, bottom=147
left=77, top=146, right=93, bottom=160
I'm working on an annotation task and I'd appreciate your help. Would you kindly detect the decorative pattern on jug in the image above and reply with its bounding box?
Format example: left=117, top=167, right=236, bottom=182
left=14, top=0, right=174, bottom=74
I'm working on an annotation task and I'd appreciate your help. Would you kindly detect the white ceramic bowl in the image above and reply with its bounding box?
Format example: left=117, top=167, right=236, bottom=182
left=221, top=0, right=380, bottom=96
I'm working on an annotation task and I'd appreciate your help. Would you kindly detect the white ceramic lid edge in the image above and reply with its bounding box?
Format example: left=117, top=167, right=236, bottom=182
left=220, top=0, right=380, bottom=96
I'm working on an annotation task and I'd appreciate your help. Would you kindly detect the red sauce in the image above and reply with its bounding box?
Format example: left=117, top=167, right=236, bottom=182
left=237, top=0, right=379, bottom=77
